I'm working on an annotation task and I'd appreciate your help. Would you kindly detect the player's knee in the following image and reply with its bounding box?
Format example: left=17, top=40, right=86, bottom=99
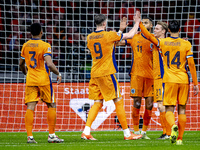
left=157, top=102, right=165, bottom=112
left=178, top=105, right=186, bottom=114
left=47, top=103, right=56, bottom=108
left=134, top=101, right=141, bottom=109
left=27, top=102, right=37, bottom=111
left=146, top=102, right=153, bottom=110
left=113, top=97, right=122, bottom=103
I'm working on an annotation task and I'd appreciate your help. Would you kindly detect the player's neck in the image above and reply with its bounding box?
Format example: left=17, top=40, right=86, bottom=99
left=96, top=26, right=105, bottom=32
left=170, top=32, right=179, bottom=38
left=158, top=35, right=165, bottom=39
left=32, top=36, right=41, bottom=39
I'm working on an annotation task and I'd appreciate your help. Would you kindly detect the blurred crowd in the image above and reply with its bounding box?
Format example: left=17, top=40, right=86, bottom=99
left=0, top=0, right=199, bottom=81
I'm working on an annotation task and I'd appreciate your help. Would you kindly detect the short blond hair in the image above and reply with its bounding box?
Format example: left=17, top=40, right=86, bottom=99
left=157, top=21, right=168, bottom=35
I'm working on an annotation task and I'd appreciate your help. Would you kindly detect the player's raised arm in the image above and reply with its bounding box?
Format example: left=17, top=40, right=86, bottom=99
left=122, top=11, right=141, bottom=40
left=44, top=55, right=62, bottom=84
left=187, top=56, right=199, bottom=95
left=139, top=22, right=159, bottom=47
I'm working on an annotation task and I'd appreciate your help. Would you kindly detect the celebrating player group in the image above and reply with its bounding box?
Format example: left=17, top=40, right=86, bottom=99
left=20, top=10, right=198, bottom=145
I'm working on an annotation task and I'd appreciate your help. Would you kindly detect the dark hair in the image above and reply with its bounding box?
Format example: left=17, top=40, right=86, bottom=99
left=143, top=16, right=153, bottom=25
left=94, top=14, right=106, bottom=26
left=30, top=23, right=42, bottom=36
left=168, top=20, right=180, bottom=33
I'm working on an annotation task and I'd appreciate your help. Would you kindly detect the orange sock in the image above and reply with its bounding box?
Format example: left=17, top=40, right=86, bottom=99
left=177, top=114, right=186, bottom=140
left=86, top=102, right=103, bottom=127
left=47, top=108, right=56, bottom=134
left=115, top=99, right=128, bottom=130
left=165, top=111, right=175, bottom=128
left=166, top=119, right=171, bottom=136
left=160, top=112, right=166, bottom=134
left=25, top=109, right=34, bottom=137
left=132, top=107, right=140, bottom=131
left=142, top=109, right=152, bottom=131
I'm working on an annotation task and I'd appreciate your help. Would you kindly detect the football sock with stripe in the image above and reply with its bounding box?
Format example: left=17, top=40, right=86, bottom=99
left=85, top=102, right=103, bottom=128
left=142, top=109, right=152, bottom=131
left=165, top=111, right=175, bottom=128
left=160, top=112, right=166, bottom=134
left=25, top=109, right=34, bottom=137
left=132, top=107, right=140, bottom=132
left=47, top=108, right=56, bottom=134
left=177, top=114, right=186, bottom=140
left=115, top=99, right=128, bottom=130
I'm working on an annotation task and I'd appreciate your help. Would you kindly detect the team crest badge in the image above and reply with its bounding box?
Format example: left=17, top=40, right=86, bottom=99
left=131, top=89, right=135, bottom=94
left=47, top=47, right=51, bottom=52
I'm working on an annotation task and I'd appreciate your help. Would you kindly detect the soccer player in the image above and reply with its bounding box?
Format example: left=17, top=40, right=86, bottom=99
left=19, top=23, right=64, bottom=143
left=139, top=20, right=199, bottom=145
left=150, top=21, right=171, bottom=139
left=117, top=17, right=154, bottom=139
left=81, top=11, right=143, bottom=140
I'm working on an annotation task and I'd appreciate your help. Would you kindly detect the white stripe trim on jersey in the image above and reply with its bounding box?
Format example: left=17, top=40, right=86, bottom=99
left=21, top=56, right=25, bottom=59
left=52, top=92, right=55, bottom=103
left=186, top=55, right=193, bottom=58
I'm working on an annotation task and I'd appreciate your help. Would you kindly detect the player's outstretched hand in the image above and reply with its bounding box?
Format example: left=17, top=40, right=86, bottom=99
left=57, top=75, right=62, bottom=85
left=134, top=11, right=141, bottom=23
left=193, top=85, right=199, bottom=96
left=120, top=17, right=129, bottom=32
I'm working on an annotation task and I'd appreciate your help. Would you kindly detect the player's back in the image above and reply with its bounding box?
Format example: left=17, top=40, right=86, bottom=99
left=127, top=32, right=153, bottom=78
left=21, top=39, right=52, bottom=86
left=160, top=37, right=192, bottom=84
left=87, top=30, right=122, bottom=78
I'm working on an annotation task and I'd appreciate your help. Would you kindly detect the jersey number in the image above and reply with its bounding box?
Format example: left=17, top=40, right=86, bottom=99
left=29, top=51, right=37, bottom=68
left=137, top=45, right=142, bottom=53
left=94, top=43, right=103, bottom=59
left=164, top=51, right=181, bottom=68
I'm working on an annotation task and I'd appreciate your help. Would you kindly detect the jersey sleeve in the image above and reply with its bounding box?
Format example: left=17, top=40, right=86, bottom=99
left=108, top=31, right=123, bottom=42
left=43, top=43, right=52, bottom=57
left=185, top=42, right=193, bottom=58
left=20, top=43, right=26, bottom=59
left=139, top=22, right=159, bottom=47
left=126, top=38, right=132, bottom=44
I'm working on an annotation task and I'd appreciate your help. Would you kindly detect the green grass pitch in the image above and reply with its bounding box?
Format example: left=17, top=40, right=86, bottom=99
left=0, top=131, right=200, bottom=150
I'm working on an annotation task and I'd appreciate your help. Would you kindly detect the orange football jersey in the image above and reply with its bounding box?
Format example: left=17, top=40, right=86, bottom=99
left=87, top=30, right=123, bottom=78
left=151, top=43, right=164, bottom=79
left=160, top=37, right=193, bottom=84
left=126, top=32, right=153, bottom=78
left=21, top=38, right=52, bottom=86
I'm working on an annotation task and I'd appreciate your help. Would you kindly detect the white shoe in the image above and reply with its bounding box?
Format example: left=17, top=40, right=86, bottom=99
left=141, top=132, right=150, bottom=139
left=48, top=135, right=64, bottom=143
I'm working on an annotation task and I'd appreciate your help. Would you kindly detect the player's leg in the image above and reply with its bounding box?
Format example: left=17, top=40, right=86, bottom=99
left=176, top=105, right=186, bottom=145
left=140, top=96, right=153, bottom=139
left=81, top=78, right=103, bottom=140
left=176, top=84, right=189, bottom=145
left=40, top=85, right=63, bottom=143
left=163, top=83, right=178, bottom=144
left=100, top=74, right=142, bottom=140
left=24, top=86, right=39, bottom=143
left=26, top=102, right=37, bottom=143
left=114, top=97, right=142, bottom=140
left=141, top=78, right=154, bottom=139
left=82, top=99, right=103, bottom=140
left=157, top=101, right=170, bottom=139
left=132, top=97, right=142, bottom=134
left=130, top=75, right=143, bottom=135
